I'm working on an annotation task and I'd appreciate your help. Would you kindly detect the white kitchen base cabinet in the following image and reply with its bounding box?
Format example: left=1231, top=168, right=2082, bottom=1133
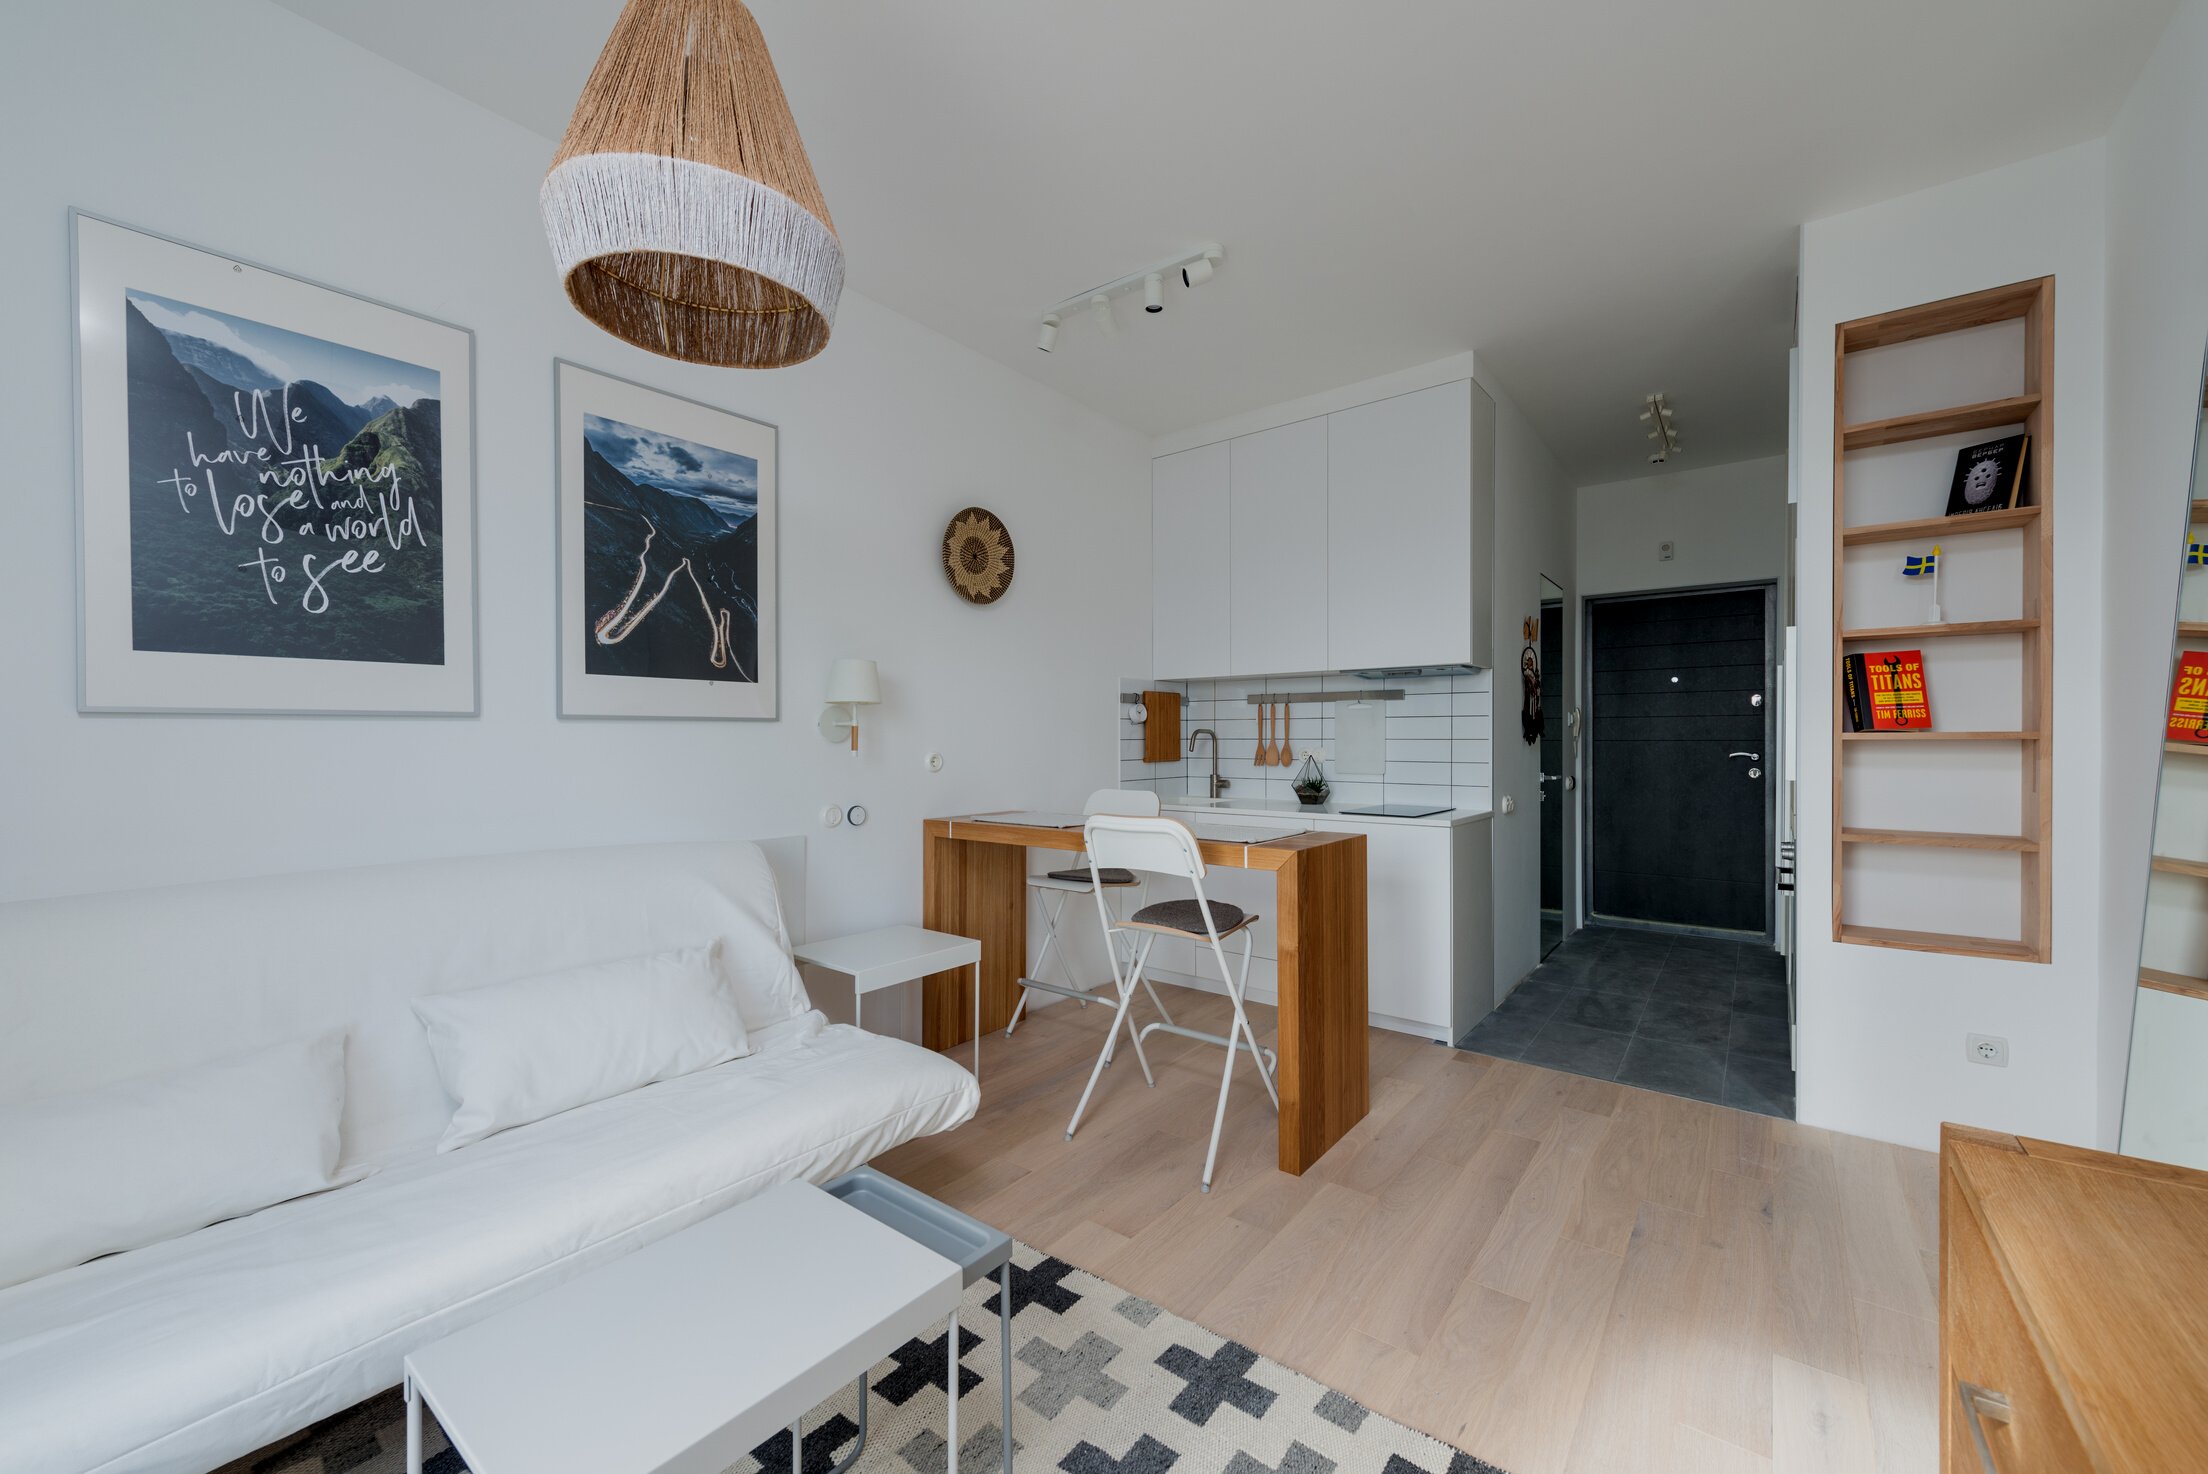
left=1145, top=806, right=1495, bottom=1043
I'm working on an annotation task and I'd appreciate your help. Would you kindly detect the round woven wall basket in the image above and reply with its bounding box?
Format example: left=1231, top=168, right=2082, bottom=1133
left=942, top=507, right=1015, bottom=605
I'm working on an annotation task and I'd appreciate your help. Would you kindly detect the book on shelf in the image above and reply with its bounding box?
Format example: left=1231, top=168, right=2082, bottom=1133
left=1944, top=434, right=2029, bottom=517
left=2169, top=651, right=2208, bottom=744
left=1843, top=648, right=1932, bottom=732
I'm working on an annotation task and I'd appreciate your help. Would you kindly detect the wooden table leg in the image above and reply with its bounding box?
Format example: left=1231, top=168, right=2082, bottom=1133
left=1272, top=834, right=1370, bottom=1174
left=922, top=830, right=1026, bottom=1052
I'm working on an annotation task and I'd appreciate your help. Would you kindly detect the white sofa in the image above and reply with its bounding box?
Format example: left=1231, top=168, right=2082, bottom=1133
left=0, top=839, right=979, bottom=1474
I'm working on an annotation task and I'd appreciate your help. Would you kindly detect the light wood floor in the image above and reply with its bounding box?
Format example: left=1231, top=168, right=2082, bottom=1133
left=876, top=982, right=1940, bottom=1474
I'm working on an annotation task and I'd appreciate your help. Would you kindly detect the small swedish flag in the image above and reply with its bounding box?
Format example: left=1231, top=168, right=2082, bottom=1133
left=2187, top=538, right=2207, bottom=567
left=1902, top=545, right=1940, bottom=577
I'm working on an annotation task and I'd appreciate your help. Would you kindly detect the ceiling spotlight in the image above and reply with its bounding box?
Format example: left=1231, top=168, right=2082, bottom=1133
left=1641, top=391, right=1682, bottom=463
left=1030, top=245, right=1223, bottom=354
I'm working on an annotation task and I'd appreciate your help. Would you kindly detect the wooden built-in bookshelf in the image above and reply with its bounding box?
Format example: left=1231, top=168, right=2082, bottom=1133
left=1832, top=276, right=2053, bottom=962
left=2141, top=968, right=2208, bottom=1002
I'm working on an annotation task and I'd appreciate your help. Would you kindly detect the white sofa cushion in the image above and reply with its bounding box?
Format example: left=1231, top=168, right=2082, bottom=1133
left=0, top=1015, right=978, bottom=1474
left=0, top=1031, right=347, bottom=1292
left=413, top=942, right=751, bottom=1152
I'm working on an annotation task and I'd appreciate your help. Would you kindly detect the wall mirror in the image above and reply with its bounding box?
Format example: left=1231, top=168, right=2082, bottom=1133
left=2121, top=345, right=2208, bottom=1171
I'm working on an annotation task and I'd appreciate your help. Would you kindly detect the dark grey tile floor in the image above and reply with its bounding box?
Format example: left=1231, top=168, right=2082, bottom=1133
left=1456, top=923, right=1796, bottom=1118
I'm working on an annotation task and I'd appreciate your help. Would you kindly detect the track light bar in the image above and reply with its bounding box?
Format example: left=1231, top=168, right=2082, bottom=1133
left=1032, top=244, right=1223, bottom=351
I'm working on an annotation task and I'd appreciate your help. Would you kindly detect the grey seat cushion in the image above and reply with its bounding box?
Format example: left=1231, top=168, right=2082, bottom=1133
left=1131, top=897, right=1249, bottom=935
left=1046, top=867, right=1138, bottom=886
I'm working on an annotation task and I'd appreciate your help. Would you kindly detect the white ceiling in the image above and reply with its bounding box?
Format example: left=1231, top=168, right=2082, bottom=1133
left=274, top=0, right=2169, bottom=482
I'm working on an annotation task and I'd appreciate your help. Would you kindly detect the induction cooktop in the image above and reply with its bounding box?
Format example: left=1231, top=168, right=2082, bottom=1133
left=1336, top=802, right=1454, bottom=818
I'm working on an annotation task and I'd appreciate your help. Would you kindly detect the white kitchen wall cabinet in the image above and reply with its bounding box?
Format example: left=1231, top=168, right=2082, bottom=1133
left=1151, top=378, right=1493, bottom=679
left=1152, top=441, right=1231, bottom=679
left=1327, top=379, right=1491, bottom=673
left=1228, top=417, right=1330, bottom=676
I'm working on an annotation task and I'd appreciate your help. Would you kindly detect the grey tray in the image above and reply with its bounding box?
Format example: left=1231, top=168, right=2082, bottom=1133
left=822, top=1166, right=1013, bottom=1287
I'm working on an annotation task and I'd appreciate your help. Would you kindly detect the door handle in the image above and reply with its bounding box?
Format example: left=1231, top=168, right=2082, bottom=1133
left=1727, top=752, right=1760, bottom=760
left=1957, top=1381, right=2012, bottom=1474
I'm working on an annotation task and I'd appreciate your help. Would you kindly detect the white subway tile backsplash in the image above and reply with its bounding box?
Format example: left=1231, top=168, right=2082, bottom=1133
left=1115, top=670, right=1501, bottom=812
left=1384, top=737, right=1454, bottom=763
left=1382, top=783, right=1456, bottom=808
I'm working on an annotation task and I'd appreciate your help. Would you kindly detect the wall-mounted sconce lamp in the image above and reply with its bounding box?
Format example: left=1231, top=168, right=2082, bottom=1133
left=818, top=658, right=880, bottom=751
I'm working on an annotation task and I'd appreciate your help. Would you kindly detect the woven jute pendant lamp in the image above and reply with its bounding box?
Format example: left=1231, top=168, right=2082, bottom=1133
left=542, top=0, right=843, bottom=368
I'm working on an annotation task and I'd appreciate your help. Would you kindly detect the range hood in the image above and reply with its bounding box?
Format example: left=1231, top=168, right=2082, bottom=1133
left=1348, top=664, right=1486, bottom=680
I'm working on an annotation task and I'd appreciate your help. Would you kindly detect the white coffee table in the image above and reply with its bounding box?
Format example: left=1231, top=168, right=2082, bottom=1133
left=793, top=925, right=984, bottom=1083
left=402, top=1181, right=964, bottom=1474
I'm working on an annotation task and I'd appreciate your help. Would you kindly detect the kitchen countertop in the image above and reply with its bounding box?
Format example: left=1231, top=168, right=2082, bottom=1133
left=1158, top=794, right=1493, bottom=828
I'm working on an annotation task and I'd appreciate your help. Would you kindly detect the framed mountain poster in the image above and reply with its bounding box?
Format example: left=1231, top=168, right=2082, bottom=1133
left=72, top=213, right=476, bottom=713
left=555, top=361, right=777, bottom=719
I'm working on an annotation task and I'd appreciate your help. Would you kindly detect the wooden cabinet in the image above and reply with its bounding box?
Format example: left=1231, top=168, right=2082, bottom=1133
left=1939, top=1124, right=2208, bottom=1473
left=1152, top=442, right=1231, bottom=680
left=1149, top=378, right=1494, bottom=680
left=1229, top=416, right=1329, bottom=677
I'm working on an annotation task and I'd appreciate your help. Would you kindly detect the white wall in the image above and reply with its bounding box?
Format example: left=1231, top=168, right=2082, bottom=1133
left=0, top=2, right=1151, bottom=1038
left=1485, top=382, right=1578, bottom=995
left=1576, top=455, right=1790, bottom=599
left=1794, top=141, right=2109, bottom=1150
left=2102, top=0, right=2208, bottom=1157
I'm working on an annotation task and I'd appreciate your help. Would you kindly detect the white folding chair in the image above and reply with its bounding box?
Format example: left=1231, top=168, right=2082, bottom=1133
left=1006, top=788, right=1163, bottom=1036
left=1065, top=814, right=1279, bottom=1191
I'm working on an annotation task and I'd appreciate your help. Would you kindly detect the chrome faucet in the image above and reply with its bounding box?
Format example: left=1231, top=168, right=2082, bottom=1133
left=1189, top=728, right=1230, bottom=798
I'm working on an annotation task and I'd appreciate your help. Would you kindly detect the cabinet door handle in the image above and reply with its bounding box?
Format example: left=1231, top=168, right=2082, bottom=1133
left=1957, top=1380, right=2012, bottom=1473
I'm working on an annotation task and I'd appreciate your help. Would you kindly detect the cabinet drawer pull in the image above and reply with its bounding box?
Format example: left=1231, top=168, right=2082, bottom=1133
left=1958, top=1381, right=2013, bottom=1473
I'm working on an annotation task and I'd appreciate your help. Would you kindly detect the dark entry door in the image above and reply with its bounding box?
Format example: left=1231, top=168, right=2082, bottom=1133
left=1589, top=586, right=1771, bottom=934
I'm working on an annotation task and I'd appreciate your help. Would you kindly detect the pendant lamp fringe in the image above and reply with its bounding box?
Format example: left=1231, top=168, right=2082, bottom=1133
left=542, top=0, right=842, bottom=368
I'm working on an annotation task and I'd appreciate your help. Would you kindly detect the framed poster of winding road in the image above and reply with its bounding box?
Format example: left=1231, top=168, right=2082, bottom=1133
left=72, top=213, right=477, bottom=714
left=555, top=361, right=777, bottom=719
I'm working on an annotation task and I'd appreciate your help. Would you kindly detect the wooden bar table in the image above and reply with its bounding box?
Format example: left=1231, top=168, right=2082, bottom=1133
left=920, top=814, right=1369, bottom=1175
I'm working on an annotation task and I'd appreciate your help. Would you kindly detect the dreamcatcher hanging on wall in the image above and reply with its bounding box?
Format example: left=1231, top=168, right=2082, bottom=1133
left=1520, top=614, right=1543, bottom=746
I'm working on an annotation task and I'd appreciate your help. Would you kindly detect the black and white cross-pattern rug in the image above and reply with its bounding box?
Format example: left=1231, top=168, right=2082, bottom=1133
left=232, top=1245, right=1508, bottom=1474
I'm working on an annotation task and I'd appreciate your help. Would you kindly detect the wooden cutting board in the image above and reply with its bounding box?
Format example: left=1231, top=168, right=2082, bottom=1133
left=1142, top=690, right=1182, bottom=764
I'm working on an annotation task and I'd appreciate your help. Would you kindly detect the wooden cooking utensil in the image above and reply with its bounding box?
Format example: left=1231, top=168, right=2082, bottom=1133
left=1280, top=701, right=1291, bottom=762
left=1255, top=700, right=1268, bottom=766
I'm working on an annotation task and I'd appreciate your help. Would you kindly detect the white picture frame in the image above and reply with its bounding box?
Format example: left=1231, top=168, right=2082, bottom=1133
left=71, top=212, right=477, bottom=715
left=556, top=360, right=778, bottom=719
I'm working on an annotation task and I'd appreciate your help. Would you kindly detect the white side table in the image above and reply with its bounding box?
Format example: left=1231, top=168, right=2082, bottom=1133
left=793, top=925, right=984, bottom=1083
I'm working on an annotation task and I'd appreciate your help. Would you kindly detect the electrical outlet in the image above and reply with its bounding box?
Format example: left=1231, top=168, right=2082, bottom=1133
left=1966, top=1033, right=2008, bottom=1067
